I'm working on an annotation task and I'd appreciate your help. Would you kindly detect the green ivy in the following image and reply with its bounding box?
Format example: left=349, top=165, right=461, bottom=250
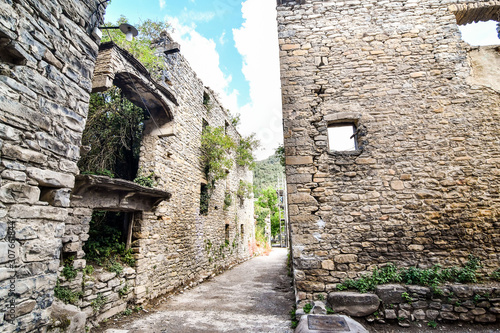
left=91, top=294, right=107, bottom=313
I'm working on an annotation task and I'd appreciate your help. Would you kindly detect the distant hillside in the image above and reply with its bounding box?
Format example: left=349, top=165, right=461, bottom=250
left=253, top=154, right=285, bottom=196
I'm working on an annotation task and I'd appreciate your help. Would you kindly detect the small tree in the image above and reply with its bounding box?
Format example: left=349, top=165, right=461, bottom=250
left=255, top=187, right=281, bottom=237
left=236, top=134, right=259, bottom=169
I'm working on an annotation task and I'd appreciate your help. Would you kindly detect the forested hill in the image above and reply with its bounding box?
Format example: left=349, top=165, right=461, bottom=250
left=253, top=154, right=285, bottom=196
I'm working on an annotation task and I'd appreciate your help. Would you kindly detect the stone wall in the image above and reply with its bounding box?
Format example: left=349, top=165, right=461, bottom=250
left=0, top=1, right=104, bottom=332
left=320, top=284, right=500, bottom=326
left=277, top=0, right=500, bottom=305
left=54, top=38, right=255, bottom=329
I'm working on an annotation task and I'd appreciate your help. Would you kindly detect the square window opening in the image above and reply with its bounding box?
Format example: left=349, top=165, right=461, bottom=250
left=327, top=123, right=358, bottom=152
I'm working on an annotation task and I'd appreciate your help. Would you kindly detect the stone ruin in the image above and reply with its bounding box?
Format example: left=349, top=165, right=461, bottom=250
left=277, top=0, right=500, bottom=326
left=0, top=1, right=255, bottom=332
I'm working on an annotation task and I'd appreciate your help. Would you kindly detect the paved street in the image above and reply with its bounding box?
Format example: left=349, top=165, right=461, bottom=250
left=100, top=248, right=295, bottom=333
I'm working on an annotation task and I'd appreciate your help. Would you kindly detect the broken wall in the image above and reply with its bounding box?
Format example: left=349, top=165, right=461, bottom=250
left=277, top=0, right=500, bottom=304
left=0, top=0, right=103, bottom=331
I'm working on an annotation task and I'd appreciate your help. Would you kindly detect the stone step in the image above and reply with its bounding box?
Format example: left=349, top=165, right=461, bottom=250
left=295, top=314, right=368, bottom=333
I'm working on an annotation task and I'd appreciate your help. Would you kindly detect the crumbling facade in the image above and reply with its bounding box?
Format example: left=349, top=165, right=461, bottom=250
left=0, top=2, right=254, bottom=332
left=277, top=0, right=500, bottom=305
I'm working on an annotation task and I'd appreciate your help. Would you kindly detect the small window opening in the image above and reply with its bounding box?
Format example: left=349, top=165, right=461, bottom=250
left=240, top=224, right=244, bottom=236
left=200, top=183, right=209, bottom=215
left=459, top=21, right=500, bottom=45
left=225, top=121, right=230, bottom=134
left=225, top=224, right=230, bottom=245
left=203, top=92, right=212, bottom=111
left=327, top=122, right=358, bottom=152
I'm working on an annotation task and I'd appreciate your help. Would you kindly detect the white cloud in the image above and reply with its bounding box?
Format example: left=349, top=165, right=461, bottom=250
left=179, top=10, right=216, bottom=23
left=167, top=17, right=240, bottom=117
left=159, top=0, right=166, bottom=9
left=233, top=0, right=283, bottom=160
left=459, top=21, right=500, bottom=46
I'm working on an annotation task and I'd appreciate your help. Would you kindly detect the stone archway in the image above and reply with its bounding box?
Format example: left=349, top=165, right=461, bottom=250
left=449, top=2, right=500, bottom=25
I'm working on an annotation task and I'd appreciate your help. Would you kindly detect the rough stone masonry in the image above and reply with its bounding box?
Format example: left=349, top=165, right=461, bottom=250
left=277, top=0, right=500, bottom=305
left=0, top=1, right=255, bottom=332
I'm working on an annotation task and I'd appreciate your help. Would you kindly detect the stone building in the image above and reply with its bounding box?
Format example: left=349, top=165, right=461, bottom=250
left=0, top=2, right=254, bottom=332
left=277, top=0, right=500, bottom=306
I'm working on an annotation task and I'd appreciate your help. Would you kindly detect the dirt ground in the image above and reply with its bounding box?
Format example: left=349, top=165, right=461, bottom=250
left=366, top=321, right=500, bottom=333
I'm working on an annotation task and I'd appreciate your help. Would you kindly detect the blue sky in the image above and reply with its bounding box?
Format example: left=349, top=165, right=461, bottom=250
left=105, top=0, right=283, bottom=160
left=104, top=1, right=499, bottom=160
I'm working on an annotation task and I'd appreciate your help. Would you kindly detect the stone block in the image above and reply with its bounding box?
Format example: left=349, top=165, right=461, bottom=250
left=2, top=144, right=47, bottom=164
left=0, top=183, right=40, bottom=204
left=295, top=315, right=369, bottom=333
left=289, top=192, right=317, bottom=205
left=27, top=167, right=75, bottom=188
left=375, top=284, right=407, bottom=304
left=8, top=205, right=67, bottom=221
left=334, top=254, right=358, bottom=264
left=286, top=156, right=313, bottom=165
left=327, top=292, right=380, bottom=317
left=49, top=299, right=87, bottom=333
left=39, top=188, right=71, bottom=207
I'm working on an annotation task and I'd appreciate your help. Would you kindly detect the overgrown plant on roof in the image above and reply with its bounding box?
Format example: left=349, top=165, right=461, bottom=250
left=101, top=16, right=169, bottom=78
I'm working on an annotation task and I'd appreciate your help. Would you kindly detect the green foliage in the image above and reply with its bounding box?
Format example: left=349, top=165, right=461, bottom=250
left=230, top=113, right=240, bottom=127
left=62, top=265, right=77, bottom=281
left=78, top=86, right=146, bottom=181
left=337, top=256, right=482, bottom=293
left=91, top=294, right=107, bottom=313
left=101, top=17, right=169, bottom=78
left=491, top=269, right=500, bottom=281
left=200, top=184, right=210, bottom=215
left=236, top=180, right=253, bottom=205
left=81, top=169, right=115, bottom=178
left=108, top=261, right=124, bottom=275
left=83, top=211, right=136, bottom=271
left=133, top=171, right=156, bottom=188
left=54, top=282, right=82, bottom=305
left=118, top=284, right=130, bottom=297
left=84, top=265, right=94, bottom=276
left=255, top=188, right=281, bottom=237
left=326, top=306, right=335, bottom=315
left=290, top=307, right=298, bottom=329
left=223, top=192, right=232, bottom=210
left=427, top=320, right=437, bottom=329
left=253, top=155, right=284, bottom=197
left=236, top=134, right=259, bottom=169
left=275, top=145, right=285, bottom=167
left=200, top=126, right=235, bottom=182
left=401, top=292, right=412, bottom=304
left=303, top=303, right=313, bottom=314
left=123, top=308, right=133, bottom=316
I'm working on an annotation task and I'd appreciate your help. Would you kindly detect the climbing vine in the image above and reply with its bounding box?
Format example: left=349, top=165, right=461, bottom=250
left=236, top=134, right=259, bottom=169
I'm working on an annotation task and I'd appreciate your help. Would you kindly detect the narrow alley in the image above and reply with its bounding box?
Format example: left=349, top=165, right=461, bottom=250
left=98, top=248, right=294, bottom=333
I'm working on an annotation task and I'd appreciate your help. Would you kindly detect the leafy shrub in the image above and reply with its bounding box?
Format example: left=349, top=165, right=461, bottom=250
left=223, top=192, right=232, bottom=210
left=303, top=303, right=313, bottom=314
left=133, top=171, right=156, bottom=188
left=62, top=265, right=77, bottom=281
left=84, top=265, right=94, bottom=276
left=91, top=294, right=106, bottom=313
left=236, top=134, right=259, bottom=169
left=54, top=282, right=82, bottom=305
left=337, top=256, right=482, bottom=293
left=236, top=180, right=253, bottom=205
left=200, top=126, right=235, bottom=182
left=84, top=211, right=136, bottom=271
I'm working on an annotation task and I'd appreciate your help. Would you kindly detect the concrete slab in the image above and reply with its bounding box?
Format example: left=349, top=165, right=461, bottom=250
left=296, top=314, right=369, bottom=333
